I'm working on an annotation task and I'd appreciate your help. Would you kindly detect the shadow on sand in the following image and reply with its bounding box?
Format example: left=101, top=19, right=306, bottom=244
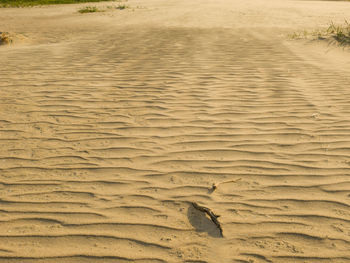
left=187, top=204, right=222, bottom=238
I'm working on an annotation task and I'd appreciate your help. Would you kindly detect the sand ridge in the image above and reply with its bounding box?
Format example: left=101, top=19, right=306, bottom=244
left=1, top=0, right=350, bottom=262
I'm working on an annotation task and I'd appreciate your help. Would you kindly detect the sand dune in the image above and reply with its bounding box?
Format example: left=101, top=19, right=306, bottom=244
left=1, top=0, right=350, bottom=262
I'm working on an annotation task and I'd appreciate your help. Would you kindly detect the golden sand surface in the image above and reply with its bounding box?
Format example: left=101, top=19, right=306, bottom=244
left=1, top=0, right=350, bottom=262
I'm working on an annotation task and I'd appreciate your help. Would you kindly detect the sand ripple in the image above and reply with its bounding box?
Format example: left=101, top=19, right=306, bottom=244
left=0, top=22, right=350, bottom=263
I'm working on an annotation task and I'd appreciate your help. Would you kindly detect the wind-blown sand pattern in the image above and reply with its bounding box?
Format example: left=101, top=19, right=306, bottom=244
left=1, top=0, right=350, bottom=262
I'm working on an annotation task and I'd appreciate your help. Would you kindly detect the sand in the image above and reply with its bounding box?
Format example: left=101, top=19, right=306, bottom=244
left=1, top=0, right=350, bottom=262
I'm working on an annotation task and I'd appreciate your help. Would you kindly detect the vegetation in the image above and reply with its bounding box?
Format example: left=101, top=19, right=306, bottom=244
left=115, top=4, right=127, bottom=9
left=78, top=3, right=128, bottom=13
left=0, top=0, right=126, bottom=7
left=78, top=5, right=99, bottom=13
left=0, top=32, right=12, bottom=45
left=327, top=21, right=350, bottom=45
left=291, top=21, right=350, bottom=46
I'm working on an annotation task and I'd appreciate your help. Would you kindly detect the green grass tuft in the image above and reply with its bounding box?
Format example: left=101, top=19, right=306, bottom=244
left=115, top=4, right=128, bottom=10
left=290, top=21, right=350, bottom=46
left=0, top=0, right=118, bottom=7
left=327, top=21, right=350, bottom=45
left=78, top=5, right=99, bottom=13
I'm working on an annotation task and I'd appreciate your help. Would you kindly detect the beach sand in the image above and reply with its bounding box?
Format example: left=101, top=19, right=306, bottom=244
left=1, top=0, right=350, bottom=262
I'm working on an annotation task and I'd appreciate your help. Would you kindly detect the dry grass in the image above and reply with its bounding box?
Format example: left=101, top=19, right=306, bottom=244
left=327, top=21, right=350, bottom=45
left=0, top=32, right=12, bottom=45
left=291, top=21, right=350, bottom=46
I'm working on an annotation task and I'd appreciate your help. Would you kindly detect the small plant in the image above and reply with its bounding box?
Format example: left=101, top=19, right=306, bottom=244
left=0, top=32, right=12, bottom=45
left=290, top=21, right=350, bottom=46
left=116, top=4, right=128, bottom=10
left=327, top=21, right=350, bottom=45
left=78, top=6, right=99, bottom=13
left=0, top=0, right=116, bottom=7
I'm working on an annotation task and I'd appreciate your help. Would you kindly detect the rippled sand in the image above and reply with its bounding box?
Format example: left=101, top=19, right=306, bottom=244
left=1, top=0, right=350, bottom=262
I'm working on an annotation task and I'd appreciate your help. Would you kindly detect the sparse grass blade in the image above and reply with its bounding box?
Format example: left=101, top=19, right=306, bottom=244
left=0, top=32, right=12, bottom=45
left=290, top=21, right=350, bottom=47
left=116, top=4, right=128, bottom=10
left=0, top=0, right=116, bottom=8
left=78, top=5, right=99, bottom=13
